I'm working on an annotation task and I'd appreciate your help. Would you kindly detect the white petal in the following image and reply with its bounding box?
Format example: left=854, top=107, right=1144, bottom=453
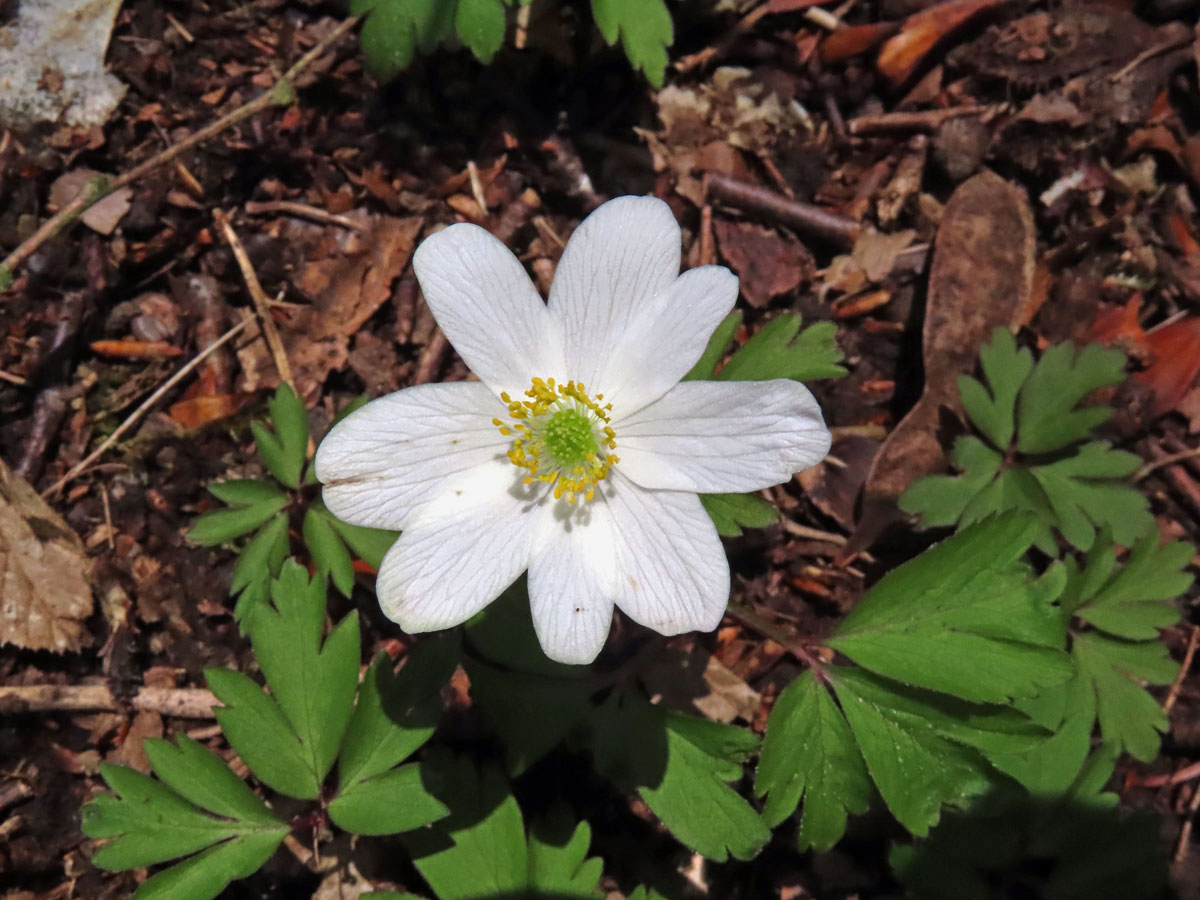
left=375, top=458, right=543, bottom=632
left=548, top=196, right=681, bottom=391
left=527, top=503, right=619, bottom=665
left=598, top=471, right=729, bottom=635
left=315, top=382, right=508, bottom=530
left=596, top=265, right=739, bottom=414
left=414, top=223, right=564, bottom=398
left=614, top=380, right=831, bottom=493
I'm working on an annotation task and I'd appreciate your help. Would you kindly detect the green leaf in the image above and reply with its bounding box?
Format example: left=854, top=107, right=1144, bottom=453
left=303, top=506, right=356, bottom=596
left=125, top=831, right=285, bottom=900
left=527, top=808, right=604, bottom=898
left=355, top=0, right=456, bottom=80
left=329, top=763, right=449, bottom=835
left=269, top=384, right=310, bottom=478
left=337, top=637, right=458, bottom=789
left=244, top=561, right=360, bottom=792
left=957, top=328, right=1033, bottom=450
left=207, top=479, right=286, bottom=508
left=1017, top=341, right=1126, bottom=454
left=187, top=495, right=288, bottom=546
left=700, top=492, right=778, bottom=537
left=455, top=0, right=506, bottom=62
left=1072, top=632, right=1178, bottom=761
left=229, top=512, right=289, bottom=597
left=328, top=515, right=398, bottom=570
left=830, top=668, right=1044, bottom=836
left=1065, top=531, right=1191, bottom=639
left=141, top=737, right=280, bottom=826
left=683, top=311, right=741, bottom=381
left=589, top=0, right=674, bottom=87
left=828, top=514, right=1072, bottom=704
left=717, top=315, right=846, bottom=383
left=755, top=671, right=872, bottom=851
left=1028, top=442, right=1152, bottom=550
left=206, top=667, right=317, bottom=799
left=900, top=436, right=1006, bottom=525
left=408, top=752, right=529, bottom=900
left=589, top=691, right=768, bottom=862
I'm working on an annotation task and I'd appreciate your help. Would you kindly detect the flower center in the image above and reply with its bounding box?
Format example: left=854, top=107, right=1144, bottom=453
left=494, top=377, right=618, bottom=504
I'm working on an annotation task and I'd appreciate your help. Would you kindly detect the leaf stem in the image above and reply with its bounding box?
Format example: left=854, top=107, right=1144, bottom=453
left=725, top=603, right=829, bottom=683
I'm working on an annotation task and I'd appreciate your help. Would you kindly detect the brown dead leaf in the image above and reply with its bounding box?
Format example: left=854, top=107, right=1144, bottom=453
left=823, top=229, right=915, bottom=295
left=167, top=393, right=255, bottom=429
left=641, top=644, right=761, bottom=724
left=48, top=168, right=131, bottom=235
left=714, top=219, right=812, bottom=307
left=851, top=170, right=1034, bottom=548
left=0, top=456, right=92, bottom=652
left=878, top=0, right=1009, bottom=85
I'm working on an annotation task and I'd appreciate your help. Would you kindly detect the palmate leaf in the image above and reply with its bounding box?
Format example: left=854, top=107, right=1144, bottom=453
left=408, top=752, right=603, bottom=900
left=828, top=514, right=1072, bottom=704
left=81, top=740, right=288, bottom=900
left=590, top=0, right=674, bottom=87
left=1017, top=341, right=1126, bottom=454
left=957, top=329, right=1033, bottom=450
left=353, top=0, right=455, bottom=80
left=699, top=491, right=779, bottom=537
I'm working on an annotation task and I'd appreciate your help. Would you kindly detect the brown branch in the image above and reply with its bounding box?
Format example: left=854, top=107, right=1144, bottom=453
left=0, top=684, right=218, bottom=718
left=0, top=16, right=361, bottom=291
left=705, top=173, right=860, bottom=248
left=847, top=105, right=999, bottom=136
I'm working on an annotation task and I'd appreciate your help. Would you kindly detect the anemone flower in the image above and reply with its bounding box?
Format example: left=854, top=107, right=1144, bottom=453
left=316, top=196, right=830, bottom=664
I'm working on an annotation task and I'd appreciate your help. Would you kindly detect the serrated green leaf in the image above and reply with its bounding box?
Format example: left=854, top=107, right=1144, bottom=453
left=958, top=328, right=1033, bottom=450
left=142, top=737, right=280, bottom=826
left=250, top=420, right=294, bottom=490
left=327, top=515, right=398, bottom=570
left=699, top=491, right=778, bottom=537
left=356, top=0, right=455, bottom=80
left=589, top=0, right=673, bottom=86
left=1068, top=532, right=1191, bottom=639
left=1073, top=632, right=1178, bottom=761
left=245, top=561, right=360, bottom=791
left=408, top=752, right=529, bottom=900
left=229, top=512, right=289, bottom=597
left=187, top=495, right=288, bottom=546
left=362, top=893, right=426, bottom=900
left=1017, top=342, right=1126, bottom=454
left=830, top=668, right=1020, bottom=836
left=683, top=311, right=741, bottom=381
left=455, top=0, right=506, bottom=62
left=268, top=384, right=309, bottom=482
left=206, top=667, right=317, bottom=799
left=900, top=436, right=1005, bottom=526
left=1028, top=442, right=1151, bottom=550
left=207, top=479, right=286, bottom=508
left=527, top=808, right=604, bottom=898
left=755, top=671, right=872, bottom=851
left=716, top=314, right=846, bottom=383
left=329, top=763, right=449, bottom=835
left=828, top=514, right=1072, bottom=704
left=125, top=830, right=285, bottom=900
left=303, top=506, right=356, bottom=596
left=337, top=638, right=457, bottom=788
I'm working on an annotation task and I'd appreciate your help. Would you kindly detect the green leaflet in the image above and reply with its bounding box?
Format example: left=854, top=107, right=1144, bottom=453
left=828, top=514, right=1073, bottom=704
left=589, top=0, right=674, bottom=87
left=699, top=491, right=779, bottom=537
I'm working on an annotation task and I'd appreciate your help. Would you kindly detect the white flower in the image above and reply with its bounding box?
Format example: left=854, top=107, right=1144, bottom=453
left=315, top=196, right=831, bottom=665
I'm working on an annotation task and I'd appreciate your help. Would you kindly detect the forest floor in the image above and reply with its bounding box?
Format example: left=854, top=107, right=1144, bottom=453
left=2, top=0, right=1200, bottom=898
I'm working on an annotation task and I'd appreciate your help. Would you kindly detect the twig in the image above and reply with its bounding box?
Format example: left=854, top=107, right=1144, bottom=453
left=1133, top=760, right=1200, bottom=789
left=413, top=329, right=450, bottom=385
left=0, top=684, right=218, bottom=718
left=467, top=160, right=488, bottom=212
left=1136, top=444, right=1200, bottom=482
left=706, top=173, right=859, bottom=248
left=0, top=16, right=360, bottom=291
left=213, top=210, right=295, bottom=390
left=1110, top=33, right=1193, bottom=82
left=41, top=319, right=250, bottom=497
left=1164, top=625, right=1200, bottom=716
left=244, top=200, right=365, bottom=231
left=1176, top=777, right=1200, bottom=863
left=725, top=603, right=829, bottom=682
left=847, top=105, right=999, bottom=136
left=99, top=483, right=116, bottom=550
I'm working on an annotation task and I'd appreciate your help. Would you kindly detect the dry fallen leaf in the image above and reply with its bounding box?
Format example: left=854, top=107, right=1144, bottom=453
left=0, top=455, right=93, bottom=652
left=714, top=219, right=812, bottom=307
left=49, top=168, right=132, bottom=235
left=641, top=644, right=762, bottom=724
left=877, top=0, right=1009, bottom=85
left=850, top=169, right=1034, bottom=550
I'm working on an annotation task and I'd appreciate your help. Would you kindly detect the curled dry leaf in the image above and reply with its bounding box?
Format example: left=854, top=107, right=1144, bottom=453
left=851, top=170, right=1034, bottom=548
left=877, top=0, right=1010, bottom=85
left=0, top=455, right=93, bottom=652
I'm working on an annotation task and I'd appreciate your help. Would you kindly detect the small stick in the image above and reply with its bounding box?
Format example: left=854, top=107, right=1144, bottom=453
left=0, top=684, right=218, bottom=718
left=244, top=200, right=364, bottom=231
left=165, top=12, right=195, bottom=43
left=467, top=160, right=488, bottom=212
left=725, top=603, right=829, bottom=683
left=1135, top=444, right=1200, bottom=481
left=1134, top=760, right=1200, bottom=789
left=706, top=173, right=859, bottom=247
left=42, top=319, right=250, bottom=497
left=99, top=483, right=116, bottom=550
left=1176, top=778, right=1200, bottom=863
left=0, top=16, right=360, bottom=290
left=213, top=209, right=295, bottom=390
left=1164, top=625, right=1200, bottom=716
left=413, top=329, right=450, bottom=385
left=0, top=368, right=27, bottom=385
left=847, top=105, right=998, bottom=136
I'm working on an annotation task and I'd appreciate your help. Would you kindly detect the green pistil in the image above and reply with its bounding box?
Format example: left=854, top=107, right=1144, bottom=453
left=543, top=408, right=598, bottom=466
